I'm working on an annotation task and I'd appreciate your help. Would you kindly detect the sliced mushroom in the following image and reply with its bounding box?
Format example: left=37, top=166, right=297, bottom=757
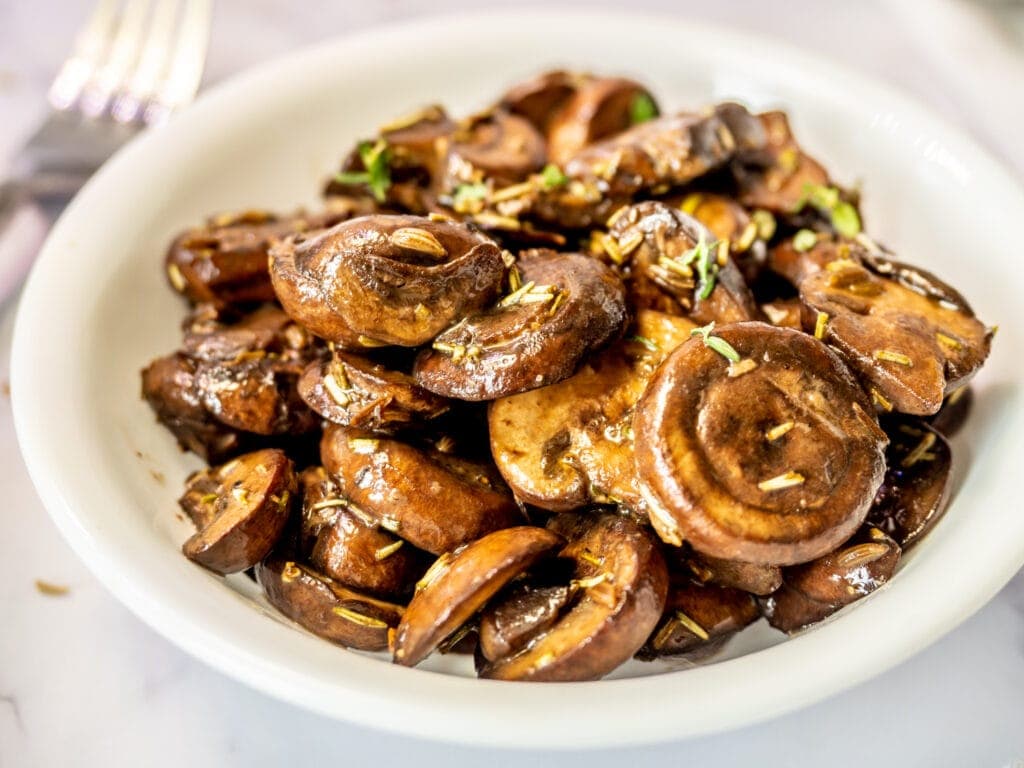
left=182, top=449, right=296, bottom=574
left=686, top=551, right=783, bottom=596
left=867, top=420, right=952, bottom=548
left=928, top=385, right=973, bottom=438
left=607, top=201, right=759, bottom=324
left=637, top=581, right=759, bottom=659
left=547, top=77, right=659, bottom=165
left=762, top=526, right=901, bottom=633
left=270, top=215, right=506, bottom=348
left=392, top=526, right=564, bottom=667
left=413, top=249, right=627, bottom=400
left=446, top=110, right=547, bottom=187
left=488, top=309, right=694, bottom=511
left=499, top=70, right=582, bottom=133
left=634, top=322, right=888, bottom=565
left=480, top=513, right=668, bottom=682
left=298, top=350, right=450, bottom=431
left=320, top=424, right=523, bottom=555
left=257, top=558, right=403, bottom=651
left=800, top=259, right=992, bottom=415
left=477, top=583, right=571, bottom=663
left=768, top=233, right=862, bottom=288
left=166, top=204, right=371, bottom=307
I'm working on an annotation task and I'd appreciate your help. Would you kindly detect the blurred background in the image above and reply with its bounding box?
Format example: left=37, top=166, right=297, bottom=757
left=0, top=2, right=1022, bottom=767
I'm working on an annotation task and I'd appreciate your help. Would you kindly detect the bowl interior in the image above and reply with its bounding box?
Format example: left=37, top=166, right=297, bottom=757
left=13, top=10, right=1024, bottom=748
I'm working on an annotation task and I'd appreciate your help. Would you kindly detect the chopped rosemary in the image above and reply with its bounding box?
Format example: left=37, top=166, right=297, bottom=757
left=793, top=228, right=818, bottom=252
left=870, top=387, right=894, bottom=412
left=874, top=349, right=914, bottom=366
left=690, top=322, right=741, bottom=363
left=691, top=233, right=719, bottom=300
left=901, top=431, right=937, bottom=467
left=814, top=311, right=829, bottom=340
left=629, top=335, right=659, bottom=352
left=374, top=540, right=405, bottom=561
left=675, top=610, right=709, bottom=641
left=539, top=163, right=568, bottom=190
left=757, top=471, right=805, bottom=492
left=797, top=183, right=861, bottom=237
left=629, top=92, right=658, bottom=125
left=936, top=331, right=962, bottom=350
left=765, top=421, right=795, bottom=441
left=334, top=139, right=391, bottom=202
left=332, top=606, right=388, bottom=629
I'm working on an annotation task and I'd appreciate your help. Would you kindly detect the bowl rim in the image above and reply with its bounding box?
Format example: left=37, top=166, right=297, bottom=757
left=11, top=7, right=1024, bottom=749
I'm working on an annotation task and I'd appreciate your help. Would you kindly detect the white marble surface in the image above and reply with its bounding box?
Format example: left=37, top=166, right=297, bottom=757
left=2, top=1, right=1024, bottom=766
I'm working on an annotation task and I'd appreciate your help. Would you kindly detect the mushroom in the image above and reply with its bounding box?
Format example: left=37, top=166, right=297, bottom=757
left=634, top=322, right=888, bottom=565
left=477, top=583, right=571, bottom=663
left=685, top=550, right=783, bottom=596
left=607, top=201, right=759, bottom=324
left=929, top=386, right=973, bottom=438
left=762, top=526, right=901, bottom=633
left=867, top=420, right=952, bottom=548
left=320, top=424, right=523, bottom=555
left=488, top=309, right=695, bottom=512
left=479, top=513, right=668, bottom=682
left=165, top=204, right=372, bottom=307
left=499, top=70, right=581, bottom=133
left=269, top=215, right=507, bottom=348
left=412, top=249, right=627, bottom=401
left=800, top=258, right=992, bottom=415
left=181, top=448, right=296, bottom=574
left=547, top=77, right=659, bottom=165
left=445, top=110, right=547, bottom=187
left=392, top=526, right=564, bottom=667
left=637, top=581, right=759, bottom=659
left=298, top=350, right=450, bottom=431
left=257, top=558, right=404, bottom=651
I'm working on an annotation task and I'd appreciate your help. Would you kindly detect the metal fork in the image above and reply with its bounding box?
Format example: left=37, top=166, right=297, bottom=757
left=0, top=0, right=211, bottom=302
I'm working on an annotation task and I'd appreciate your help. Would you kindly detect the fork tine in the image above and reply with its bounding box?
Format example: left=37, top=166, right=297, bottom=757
left=110, top=0, right=180, bottom=124
left=47, top=0, right=119, bottom=111
left=145, top=0, right=211, bottom=125
left=80, top=0, right=151, bottom=119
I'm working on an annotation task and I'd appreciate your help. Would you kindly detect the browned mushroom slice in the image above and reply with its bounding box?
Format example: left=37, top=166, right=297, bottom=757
left=269, top=215, right=506, bottom=348
left=477, top=583, right=571, bottom=663
left=634, top=322, right=888, bottom=565
left=392, top=526, right=564, bottom=667
left=298, top=351, right=449, bottom=431
left=768, top=233, right=863, bottom=288
left=686, top=551, right=783, bottom=596
left=637, top=582, right=759, bottom=659
left=762, top=526, right=901, bottom=633
left=547, top=77, right=659, bottom=165
left=480, top=513, right=668, bottom=682
left=141, top=352, right=245, bottom=462
left=928, top=385, right=973, bottom=438
left=446, top=111, right=547, bottom=187
left=413, top=250, right=627, bottom=401
left=321, top=424, right=523, bottom=555
left=488, top=309, right=694, bottom=511
left=800, top=259, right=992, bottom=415
left=257, top=558, right=403, bottom=651
left=732, top=110, right=831, bottom=215
left=607, top=201, right=758, bottom=325
left=182, top=449, right=296, bottom=574
left=166, top=204, right=372, bottom=306
left=867, top=420, right=952, bottom=548
left=499, top=70, right=581, bottom=133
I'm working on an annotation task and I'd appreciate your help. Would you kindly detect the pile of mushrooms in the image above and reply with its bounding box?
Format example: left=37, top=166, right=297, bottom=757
left=142, top=70, right=993, bottom=681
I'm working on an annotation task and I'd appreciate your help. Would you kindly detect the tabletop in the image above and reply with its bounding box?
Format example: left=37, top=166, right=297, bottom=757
left=2, top=1, right=1024, bottom=766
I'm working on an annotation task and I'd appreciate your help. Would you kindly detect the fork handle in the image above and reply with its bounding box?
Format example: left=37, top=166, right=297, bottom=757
left=0, top=181, right=50, bottom=307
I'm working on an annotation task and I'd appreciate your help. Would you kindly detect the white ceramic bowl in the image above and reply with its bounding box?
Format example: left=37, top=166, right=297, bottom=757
left=12, top=9, right=1024, bottom=748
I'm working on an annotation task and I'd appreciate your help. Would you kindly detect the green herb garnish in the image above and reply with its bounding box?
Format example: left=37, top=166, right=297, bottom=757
left=796, top=183, right=861, bottom=238
left=334, top=139, right=391, bottom=202
left=629, top=335, right=659, bottom=352
left=792, top=228, right=818, bottom=252
left=452, top=182, right=488, bottom=208
left=629, top=92, right=658, bottom=125
left=690, top=321, right=740, bottom=362
left=540, top=163, right=568, bottom=190
left=684, top=232, right=718, bottom=300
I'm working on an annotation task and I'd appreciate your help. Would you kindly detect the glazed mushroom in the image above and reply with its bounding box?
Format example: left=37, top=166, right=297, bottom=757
left=165, top=204, right=371, bottom=307
left=607, top=201, right=759, bottom=324
left=685, top=550, right=783, bottom=596
left=637, top=581, right=759, bottom=659
left=634, top=322, right=888, bottom=564
left=800, top=258, right=992, bottom=415
left=762, top=526, right=901, bottom=633
left=413, top=249, right=627, bottom=400
left=499, top=70, right=581, bottom=133
left=320, top=424, right=523, bottom=555
left=480, top=513, right=668, bottom=682
left=181, top=448, right=296, bottom=574
left=257, top=558, right=404, bottom=651
left=298, top=350, right=450, bottom=431
left=546, top=77, right=659, bottom=165
left=867, top=420, right=952, bottom=548
left=488, top=309, right=695, bottom=511
left=445, top=110, right=547, bottom=187
left=477, top=583, right=572, bottom=663
left=392, top=526, right=564, bottom=667
left=269, top=214, right=507, bottom=347
left=929, top=386, right=973, bottom=438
